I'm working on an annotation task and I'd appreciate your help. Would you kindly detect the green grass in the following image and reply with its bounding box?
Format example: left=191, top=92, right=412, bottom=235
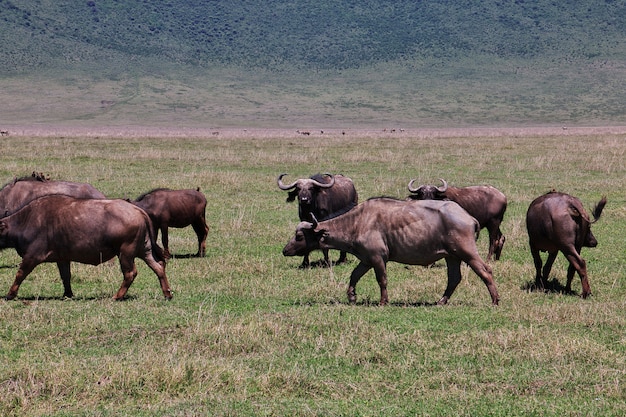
left=0, top=130, right=625, bottom=416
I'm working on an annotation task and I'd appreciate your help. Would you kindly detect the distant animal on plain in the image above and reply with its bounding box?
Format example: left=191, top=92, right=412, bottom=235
left=407, top=178, right=507, bottom=261
left=277, top=173, right=358, bottom=267
left=0, top=195, right=173, bottom=300
left=283, top=197, right=500, bottom=306
left=526, top=191, right=606, bottom=298
left=131, top=188, right=209, bottom=258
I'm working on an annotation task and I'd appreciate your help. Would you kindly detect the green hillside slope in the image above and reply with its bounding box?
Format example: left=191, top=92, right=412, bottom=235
left=1, top=0, right=625, bottom=128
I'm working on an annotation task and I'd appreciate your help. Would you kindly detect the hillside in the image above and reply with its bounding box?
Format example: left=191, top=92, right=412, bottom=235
left=1, top=0, right=625, bottom=128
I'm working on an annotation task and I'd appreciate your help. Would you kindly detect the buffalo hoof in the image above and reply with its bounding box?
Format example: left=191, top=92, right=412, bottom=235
left=4, top=293, right=16, bottom=301
left=436, top=296, right=449, bottom=305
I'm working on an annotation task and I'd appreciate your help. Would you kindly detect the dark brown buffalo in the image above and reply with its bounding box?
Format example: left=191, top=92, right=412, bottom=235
left=408, top=178, right=507, bottom=261
left=526, top=191, right=607, bottom=298
left=0, top=172, right=106, bottom=216
left=132, top=188, right=209, bottom=258
left=0, top=195, right=173, bottom=300
left=278, top=173, right=358, bottom=267
left=283, top=197, right=500, bottom=306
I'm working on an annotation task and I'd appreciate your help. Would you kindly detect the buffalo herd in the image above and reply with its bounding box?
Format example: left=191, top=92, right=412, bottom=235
left=0, top=172, right=207, bottom=300
left=0, top=170, right=609, bottom=306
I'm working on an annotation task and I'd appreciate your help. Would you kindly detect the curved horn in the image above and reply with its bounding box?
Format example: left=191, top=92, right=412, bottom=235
left=310, top=213, right=319, bottom=229
left=436, top=179, right=448, bottom=193
left=277, top=173, right=299, bottom=190
left=310, top=173, right=335, bottom=188
left=407, top=179, right=420, bottom=193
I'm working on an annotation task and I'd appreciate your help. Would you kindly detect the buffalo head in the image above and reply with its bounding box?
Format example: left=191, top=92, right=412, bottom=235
left=407, top=178, right=448, bottom=200
left=277, top=173, right=335, bottom=207
left=283, top=214, right=321, bottom=257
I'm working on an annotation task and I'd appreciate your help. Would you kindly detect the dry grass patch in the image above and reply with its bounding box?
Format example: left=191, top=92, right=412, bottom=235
left=0, top=130, right=625, bottom=416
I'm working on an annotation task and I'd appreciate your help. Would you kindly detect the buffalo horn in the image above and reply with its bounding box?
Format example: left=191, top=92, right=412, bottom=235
left=310, top=173, right=335, bottom=188
left=310, top=213, right=319, bottom=229
left=407, top=179, right=420, bottom=193
left=436, top=179, right=448, bottom=192
left=277, top=173, right=299, bottom=190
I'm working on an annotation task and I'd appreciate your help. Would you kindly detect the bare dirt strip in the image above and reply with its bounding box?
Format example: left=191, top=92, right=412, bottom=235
left=2, top=125, right=626, bottom=138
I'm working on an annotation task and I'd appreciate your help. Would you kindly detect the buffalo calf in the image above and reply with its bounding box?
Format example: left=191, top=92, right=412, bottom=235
left=526, top=191, right=607, bottom=298
left=408, top=178, right=507, bottom=261
left=0, top=195, right=173, bottom=300
left=133, top=188, right=209, bottom=258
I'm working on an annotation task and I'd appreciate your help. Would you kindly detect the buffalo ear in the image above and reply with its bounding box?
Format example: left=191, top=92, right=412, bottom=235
left=286, top=190, right=298, bottom=202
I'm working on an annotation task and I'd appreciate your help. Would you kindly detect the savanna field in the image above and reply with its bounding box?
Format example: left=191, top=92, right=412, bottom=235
left=0, top=128, right=625, bottom=416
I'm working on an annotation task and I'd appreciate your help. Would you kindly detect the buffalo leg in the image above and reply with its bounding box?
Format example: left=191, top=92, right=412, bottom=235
left=490, top=231, right=505, bottom=261
left=142, top=250, right=173, bottom=300
left=465, top=257, right=499, bottom=305
left=541, top=252, right=558, bottom=286
left=56, top=261, right=73, bottom=298
left=530, top=248, right=547, bottom=289
left=439, top=258, right=463, bottom=305
left=336, top=250, right=348, bottom=265
left=300, top=253, right=311, bottom=269
left=322, top=249, right=331, bottom=267
left=160, top=225, right=171, bottom=259
left=113, top=255, right=139, bottom=300
left=371, top=259, right=389, bottom=305
left=562, top=250, right=591, bottom=298
left=191, top=219, right=209, bottom=257
left=487, top=226, right=505, bottom=261
left=347, top=261, right=372, bottom=304
left=5, top=260, right=37, bottom=300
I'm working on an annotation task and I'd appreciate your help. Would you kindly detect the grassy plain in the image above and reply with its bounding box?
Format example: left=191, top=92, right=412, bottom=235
left=0, top=129, right=625, bottom=416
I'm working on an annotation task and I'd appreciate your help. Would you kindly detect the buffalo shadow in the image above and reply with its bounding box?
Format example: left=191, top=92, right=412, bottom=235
left=521, top=279, right=580, bottom=297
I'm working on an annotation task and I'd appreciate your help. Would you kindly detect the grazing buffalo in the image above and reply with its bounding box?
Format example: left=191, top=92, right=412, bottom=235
left=283, top=197, right=500, bottom=306
left=0, top=195, right=173, bottom=300
left=132, top=188, right=209, bottom=258
left=0, top=172, right=105, bottom=216
left=526, top=191, right=607, bottom=298
left=278, top=173, right=358, bottom=267
left=407, top=178, right=507, bottom=261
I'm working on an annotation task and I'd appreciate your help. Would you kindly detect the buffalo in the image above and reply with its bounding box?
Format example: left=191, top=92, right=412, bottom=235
left=278, top=173, right=358, bottom=267
left=132, top=188, right=209, bottom=258
left=0, top=195, right=173, bottom=300
left=0, top=172, right=105, bottom=216
left=526, top=191, right=607, bottom=298
left=283, top=197, right=500, bottom=306
left=407, top=178, right=507, bottom=261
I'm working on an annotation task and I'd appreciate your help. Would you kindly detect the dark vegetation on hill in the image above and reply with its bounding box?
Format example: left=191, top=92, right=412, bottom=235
left=1, top=0, right=625, bottom=127
left=1, top=0, right=624, bottom=71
